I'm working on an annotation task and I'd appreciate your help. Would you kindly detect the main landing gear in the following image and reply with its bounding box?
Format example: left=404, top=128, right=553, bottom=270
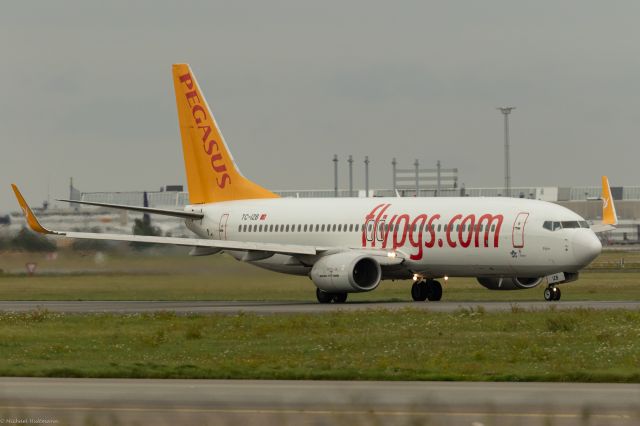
left=316, top=288, right=348, bottom=304
left=544, top=286, right=562, bottom=301
left=411, top=280, right=443, bottom=302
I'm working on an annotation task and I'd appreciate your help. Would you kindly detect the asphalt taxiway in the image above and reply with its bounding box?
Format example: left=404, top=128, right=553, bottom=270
left=0, top=378, right=637, bottom=425
left=0, top=300, right=638, bottom=314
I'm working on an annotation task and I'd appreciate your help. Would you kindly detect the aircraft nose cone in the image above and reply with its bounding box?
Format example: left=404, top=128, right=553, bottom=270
left=573, top=231, right=602, bottom=266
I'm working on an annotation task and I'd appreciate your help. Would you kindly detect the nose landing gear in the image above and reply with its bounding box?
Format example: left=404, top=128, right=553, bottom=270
left=544, top=286, right=561, bottom=301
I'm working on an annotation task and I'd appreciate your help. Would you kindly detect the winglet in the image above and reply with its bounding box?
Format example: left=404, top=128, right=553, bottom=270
left=601, top=176, right=618, bottom=226
left=11, top=184, right=54, bottom=234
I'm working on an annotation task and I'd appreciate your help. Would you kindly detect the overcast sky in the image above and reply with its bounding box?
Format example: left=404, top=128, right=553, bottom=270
left=2, top=1, right=639, bottom=211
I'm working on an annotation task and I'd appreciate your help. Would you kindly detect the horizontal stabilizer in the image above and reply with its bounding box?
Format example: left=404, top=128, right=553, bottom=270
left=57, top=199, right=203, bottom=220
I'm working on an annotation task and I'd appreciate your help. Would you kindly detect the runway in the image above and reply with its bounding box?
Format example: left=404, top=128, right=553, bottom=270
left=0, top=300, right=639, bottom=314
left=0, top=378, right=637, bottom=425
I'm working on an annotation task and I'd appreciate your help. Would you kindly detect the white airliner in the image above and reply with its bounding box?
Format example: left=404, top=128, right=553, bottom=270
left=12, top=64, right=617, bottom=303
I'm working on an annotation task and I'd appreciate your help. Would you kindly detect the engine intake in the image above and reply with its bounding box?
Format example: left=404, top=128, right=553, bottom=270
left=477, top=277, right=543, bottom=290
left=310, top=253, right=381, bottom=293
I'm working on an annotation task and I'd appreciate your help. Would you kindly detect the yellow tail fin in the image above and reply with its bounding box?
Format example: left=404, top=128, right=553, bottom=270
left=601, top=175, right=618, bottom=225
left=172, top=64, right=279, bottom=204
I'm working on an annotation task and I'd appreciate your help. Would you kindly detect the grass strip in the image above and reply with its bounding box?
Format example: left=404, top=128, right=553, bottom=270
left=0, top=307, right=639, bottom=382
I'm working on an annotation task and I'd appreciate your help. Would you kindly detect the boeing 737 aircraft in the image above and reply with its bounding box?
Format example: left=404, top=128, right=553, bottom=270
left=12, top=64, right=617, bottom=303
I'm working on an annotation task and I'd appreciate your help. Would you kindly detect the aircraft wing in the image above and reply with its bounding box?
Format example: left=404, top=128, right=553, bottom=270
left=12, top=185, right=317, bottom=256
left=57, top=198, right=203, bottom=220
left=13, top=185, right=410, bottom=261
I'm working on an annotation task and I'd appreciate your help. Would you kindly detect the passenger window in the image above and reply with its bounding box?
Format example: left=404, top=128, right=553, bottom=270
left=337, top=224, right=342, bottom=232
left=491, top=224, right=495, bottom=232
left=354, top=224, right=359, bottom=232
left=456, top=225, right=460, bottom=232
left=349, top=224, right=353, bottom=232
left=269, top=225, right=273, bottom=232
left=321, top=224, right=325, bottom=232
left=303, top=225, right=307, bottom=232
left=297, top=224, right=301, bottom=232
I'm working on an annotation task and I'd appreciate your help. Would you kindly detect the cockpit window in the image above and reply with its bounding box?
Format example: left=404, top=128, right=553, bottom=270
left=561, top=221, right=581, bottom=229
left=544, top=220, right=589, bottom=231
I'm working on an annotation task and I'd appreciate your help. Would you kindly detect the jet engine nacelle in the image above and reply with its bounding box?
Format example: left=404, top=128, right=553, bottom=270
left=310, top=252, right=382, bottom=293
left=477, top=277, right=543, bottom=290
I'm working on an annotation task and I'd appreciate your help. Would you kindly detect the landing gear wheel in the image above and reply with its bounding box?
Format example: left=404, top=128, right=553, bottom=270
left=316, top=288, right=333, bottom=304
left=426, top=280, right=443, bottom=301
left=411, top=281, right=428, bottom=301
left=333, top=293, right=348, bottom=303
left=544, top=286, right=561, bottom=301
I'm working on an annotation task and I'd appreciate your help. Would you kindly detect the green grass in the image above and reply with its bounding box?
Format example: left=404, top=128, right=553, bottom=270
left=0, top=308, right=639, bottom=382
left=1, top=250, right=640, bottom=301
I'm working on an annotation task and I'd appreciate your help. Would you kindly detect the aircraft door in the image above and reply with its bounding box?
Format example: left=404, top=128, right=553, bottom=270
left=218, top=213, right=229, bottom=240
left=512, top=212, right=529, bottom=248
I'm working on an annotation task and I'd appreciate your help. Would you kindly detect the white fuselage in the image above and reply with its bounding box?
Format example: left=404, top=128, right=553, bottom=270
left=183, top=197, right=602, bottom=280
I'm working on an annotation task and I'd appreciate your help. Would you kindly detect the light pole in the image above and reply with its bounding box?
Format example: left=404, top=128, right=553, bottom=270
left=391, top=157, right=397, bottom=193
left=364, top=156, right=370, bottom=197
left=333, top=154, right=338, bottom=198
left=436, top=160, right=441, bottom=197
left=348, top=155, right=354, bottom=197
left=414, top=159, right=420, bottom=197
left=498, top=107, right=515, bottom=197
